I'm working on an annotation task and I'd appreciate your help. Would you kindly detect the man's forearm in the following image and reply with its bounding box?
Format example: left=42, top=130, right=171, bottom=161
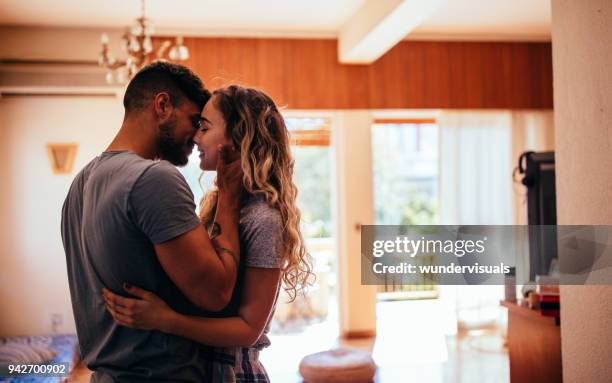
left=211, top=191, right=240, bottom=264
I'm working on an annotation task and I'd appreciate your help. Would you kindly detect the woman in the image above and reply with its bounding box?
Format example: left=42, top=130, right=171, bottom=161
left=103, top=85, right=313, bottom=382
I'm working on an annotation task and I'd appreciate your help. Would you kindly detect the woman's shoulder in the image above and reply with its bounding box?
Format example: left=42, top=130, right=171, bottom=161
left=239, top=194, right=284, bottom=267
left=240, top=194, right=282, bottom=229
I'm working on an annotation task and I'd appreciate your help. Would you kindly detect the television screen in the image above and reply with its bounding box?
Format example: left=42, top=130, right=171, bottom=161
left=518, top=151, right=557, bottom=280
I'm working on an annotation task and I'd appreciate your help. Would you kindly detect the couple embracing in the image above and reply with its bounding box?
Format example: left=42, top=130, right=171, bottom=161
left=61, top=62, right=312, bottom=382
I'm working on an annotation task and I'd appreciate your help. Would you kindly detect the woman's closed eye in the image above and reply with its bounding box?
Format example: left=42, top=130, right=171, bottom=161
left=198, top=120, right=211, bottom=133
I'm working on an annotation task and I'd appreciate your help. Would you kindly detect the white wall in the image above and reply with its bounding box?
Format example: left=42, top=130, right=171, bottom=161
left=551, top=0, right=612, bottom=382
left=0, top=98, right=383, bottom=339
left=333, top=111, right=378, bottom=336
left=0, top=95, right=124, bottom=336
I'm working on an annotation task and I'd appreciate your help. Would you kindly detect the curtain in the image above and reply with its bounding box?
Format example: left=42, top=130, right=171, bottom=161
left=437, top=111, right=555, bottom=330
left=439, top=111, right=513, bottom=225
left=438, top=111, right=513, bottom=330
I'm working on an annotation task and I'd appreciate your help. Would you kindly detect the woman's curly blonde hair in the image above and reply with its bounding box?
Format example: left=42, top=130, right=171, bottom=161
left=199, top=85, right=313, bottom=301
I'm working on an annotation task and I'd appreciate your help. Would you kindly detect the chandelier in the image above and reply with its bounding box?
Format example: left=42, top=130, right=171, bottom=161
left=98, top=0, right=190, bottom=83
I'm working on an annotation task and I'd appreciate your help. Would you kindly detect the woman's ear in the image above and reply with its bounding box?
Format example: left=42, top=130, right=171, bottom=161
left=227, top=142, right=241, bottom=163
left=226, top=136, right=239, bottom=152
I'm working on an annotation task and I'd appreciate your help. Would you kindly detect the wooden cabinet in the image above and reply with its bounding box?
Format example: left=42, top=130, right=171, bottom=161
left=501, top=301, right=562, bottom=383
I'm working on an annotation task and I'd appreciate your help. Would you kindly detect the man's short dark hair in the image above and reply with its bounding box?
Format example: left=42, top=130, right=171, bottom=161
left=123, top=61, right=211, bottom=113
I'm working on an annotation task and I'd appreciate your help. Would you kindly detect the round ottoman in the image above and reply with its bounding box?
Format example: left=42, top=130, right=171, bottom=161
left=299, top=347, right=377, bottom=383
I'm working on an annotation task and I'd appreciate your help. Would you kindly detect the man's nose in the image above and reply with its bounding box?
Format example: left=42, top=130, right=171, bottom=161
left=193, top=130, right=202, bottom=144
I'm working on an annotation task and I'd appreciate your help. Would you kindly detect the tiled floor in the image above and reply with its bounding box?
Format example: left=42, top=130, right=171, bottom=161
left=68, top=299, right=509, bottom=383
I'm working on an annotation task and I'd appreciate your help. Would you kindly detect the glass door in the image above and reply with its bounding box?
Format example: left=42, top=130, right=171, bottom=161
left=371, top=118, right=440, bottom=299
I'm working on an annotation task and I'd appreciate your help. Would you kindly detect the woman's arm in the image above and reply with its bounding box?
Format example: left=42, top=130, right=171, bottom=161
left=103, top=267, right=281, bottom=348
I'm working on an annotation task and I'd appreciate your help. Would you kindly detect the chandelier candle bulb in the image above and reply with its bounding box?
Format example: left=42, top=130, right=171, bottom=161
left=98, top=0, right=191, bottom=83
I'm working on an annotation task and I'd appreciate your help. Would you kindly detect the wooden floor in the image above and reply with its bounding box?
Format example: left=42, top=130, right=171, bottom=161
left=67, top=300, right=509, bottom=383
left=66, top=330, right=507, bottom=383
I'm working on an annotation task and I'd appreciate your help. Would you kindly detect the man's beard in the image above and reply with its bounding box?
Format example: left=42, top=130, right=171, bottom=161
left=158, top=116, right=191, bottom=166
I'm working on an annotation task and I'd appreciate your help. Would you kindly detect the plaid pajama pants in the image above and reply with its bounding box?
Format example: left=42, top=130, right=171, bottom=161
left=212, top=347, right=270, bottom=383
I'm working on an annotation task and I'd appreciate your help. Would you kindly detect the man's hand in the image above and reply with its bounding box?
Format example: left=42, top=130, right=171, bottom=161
left=215, top=144, right=243, bottom=205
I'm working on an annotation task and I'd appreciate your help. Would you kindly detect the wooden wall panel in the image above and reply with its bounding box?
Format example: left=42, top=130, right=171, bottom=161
left=399, top=41, right=426, bottom=108
left=182, top=37, right=553, bottom=110
left=424, top=42, right=451, bottom=108
left=447, top=42, right=468, bottom=108
left=463, top=43, right=485, bottom=107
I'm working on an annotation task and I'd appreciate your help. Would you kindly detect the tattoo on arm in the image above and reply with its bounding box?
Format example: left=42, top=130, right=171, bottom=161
left=215, top=246, right=237, bottom=259
left=209, top=222, right=222, bottom=239
left=209, top=222, right=238, bottom=265
left=214, top=245, right=238, bottom=269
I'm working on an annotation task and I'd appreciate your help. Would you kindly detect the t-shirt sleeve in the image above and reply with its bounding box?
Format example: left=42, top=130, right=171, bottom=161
left=128, top=161, right=201, bottom=244
left=242, top=206, right=284, bottom=269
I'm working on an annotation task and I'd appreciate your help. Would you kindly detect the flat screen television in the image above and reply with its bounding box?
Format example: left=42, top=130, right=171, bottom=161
left=518, top=151, right=557, bottom=280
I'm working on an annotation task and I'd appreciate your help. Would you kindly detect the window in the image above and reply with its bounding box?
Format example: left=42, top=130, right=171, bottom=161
left=372, top=119, right=439, bottom=225
left=285, top=117, right=333, bottom=238
left=178, top=152, right=214, bottom=214
left=271, top=117, right=337, bottom=331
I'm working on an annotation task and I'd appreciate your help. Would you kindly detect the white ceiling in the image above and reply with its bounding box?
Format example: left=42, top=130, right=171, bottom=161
left=0, top=0, right=551, bottom=40
left=412, top=0, right=551, bottom=40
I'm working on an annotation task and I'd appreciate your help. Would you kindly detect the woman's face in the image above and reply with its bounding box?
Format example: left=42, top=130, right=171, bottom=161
left=194, top=96, right=232, bottom=171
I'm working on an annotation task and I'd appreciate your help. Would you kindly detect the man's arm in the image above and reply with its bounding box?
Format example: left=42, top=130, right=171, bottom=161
left=155, top=146, right=243, bottom=311
left=129, top=145, right=242, bottom=311
left=154, top=219, right=238, bottom=312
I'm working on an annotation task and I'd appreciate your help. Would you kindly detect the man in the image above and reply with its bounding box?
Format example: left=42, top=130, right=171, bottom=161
left=61, top=62, right=242, bottom=382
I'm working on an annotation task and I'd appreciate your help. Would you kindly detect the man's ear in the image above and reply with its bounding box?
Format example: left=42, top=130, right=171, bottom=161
left=153, top=92, right=173, bottom=121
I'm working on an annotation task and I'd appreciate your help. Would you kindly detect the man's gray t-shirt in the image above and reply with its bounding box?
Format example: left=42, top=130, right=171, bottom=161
left=61, top=151, right=214, bottom=382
